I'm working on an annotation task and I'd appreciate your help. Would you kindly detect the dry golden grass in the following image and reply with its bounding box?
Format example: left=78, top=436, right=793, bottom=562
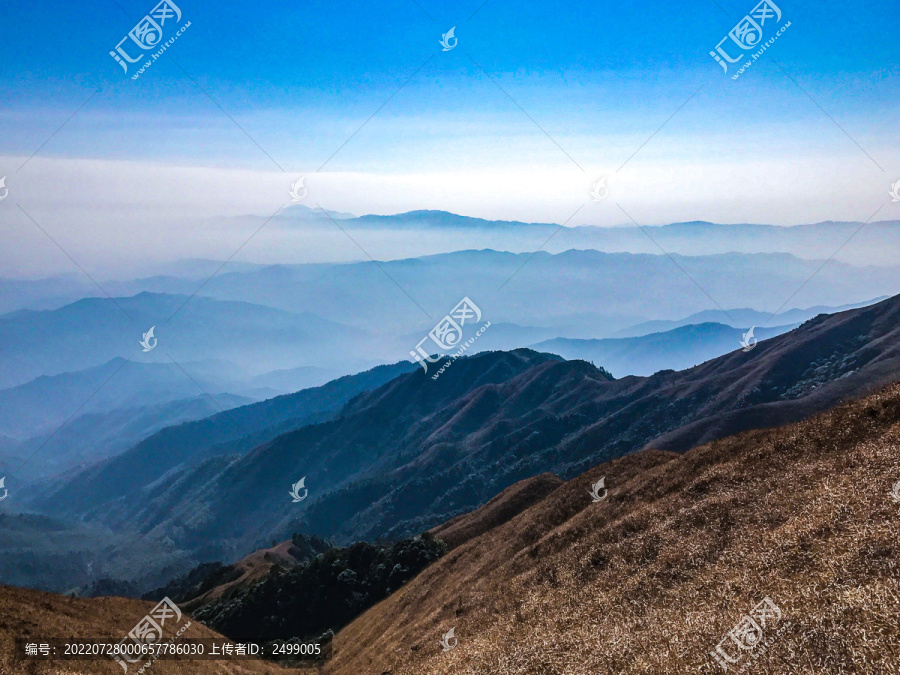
left=0, top=585, right=304, bottom=674
left=326, top=382, right=900, bottom=674
left=430, top=473, right=564, bottom=550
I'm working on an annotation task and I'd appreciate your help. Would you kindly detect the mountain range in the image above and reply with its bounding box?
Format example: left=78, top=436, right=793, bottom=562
left=532, top=321, right=796, bottom=377
left=2, top=392, right=252, bottom=483
left=18, top=345, right=898, bottom=672
left=4, top=215, right=900, bottom=317
left=0, top=357, right=252, bottom=440
left=30, top=360, right=416, bottom=555
left=35, top=294, right=900, bottom=566
left=323, top=374, right=900, bottom=674
left=612, top=297, right=887, bottom=337
left=135, top=249, right=900, bottom=338
left=3, top=249, right=897, bottom=341
left=3, top=254, right=887, bottom=484
left=0, top=291, right=372, bottom=390
left=194, top=207, right=900, bottom=268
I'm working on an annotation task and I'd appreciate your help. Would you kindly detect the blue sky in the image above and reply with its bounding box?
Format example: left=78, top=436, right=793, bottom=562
left=0, top=0, right=898, bottom=275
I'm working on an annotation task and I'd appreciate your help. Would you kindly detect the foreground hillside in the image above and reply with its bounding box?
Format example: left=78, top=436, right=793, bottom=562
left=326, top=380, right=900, bottom=674
left=0, top=584, right=302, bottom=674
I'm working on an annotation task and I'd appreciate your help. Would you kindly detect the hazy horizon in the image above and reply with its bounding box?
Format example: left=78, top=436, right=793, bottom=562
left=2, top=0, right=899, bottom=277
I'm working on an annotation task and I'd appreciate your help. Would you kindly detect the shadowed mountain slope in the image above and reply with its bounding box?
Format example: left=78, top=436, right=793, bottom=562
left=191, top=534, right=447, bottom=646
left=0, top=512, right=194, bottom=595
left=39, top=295, right=900, bottom=560
left=34, top=360, right=416, bottom=518
left=324, top=380, right=900, bottom=674
left=49, top=351, right=568, bottom=557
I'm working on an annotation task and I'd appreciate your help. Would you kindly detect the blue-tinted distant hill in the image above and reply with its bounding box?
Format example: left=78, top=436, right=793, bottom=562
left=532, top=322, right=796, bottom=377
left=0, top=511, right=193, bottom=594
left=613, top=297, right=887, bottom=337
left=0, top=292, right=372, bottom=389
left=217, top=207, right=900, bottom=267
left=0, top=357, right=252, bottom=439
left=3, top=214, right=899, bottom=314
left=3, top=393, right=252, bottom=482
left=165, top=250, right=900, bottom=338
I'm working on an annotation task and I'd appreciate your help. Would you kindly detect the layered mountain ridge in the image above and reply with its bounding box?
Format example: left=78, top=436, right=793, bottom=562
left=37, top=294, right=900, bottom=563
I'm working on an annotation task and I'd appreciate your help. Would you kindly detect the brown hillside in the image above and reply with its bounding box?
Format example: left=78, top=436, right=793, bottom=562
left=0, top=585, right=301, bottom=674
left=326, top=381, right=900, bottom=674
left=429, top=473, right=564, bottom=550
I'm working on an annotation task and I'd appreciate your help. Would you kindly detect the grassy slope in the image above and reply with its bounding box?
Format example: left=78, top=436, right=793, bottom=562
left=0, top=585, right=303, bottom=674
left=326, top=381, right=900, bottom=674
